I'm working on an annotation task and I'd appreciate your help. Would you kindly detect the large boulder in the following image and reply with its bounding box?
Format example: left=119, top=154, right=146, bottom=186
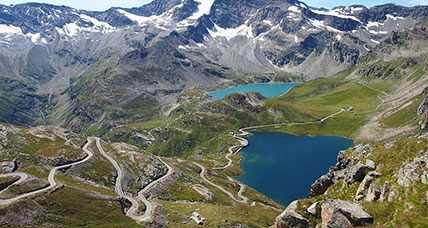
left=275, top=201, right=310, bottom=228
left=321, top=200, right=373, bottom=227
left=0, top=161, right=16, bottom=174
left=322, top=209, right=353, bottom=228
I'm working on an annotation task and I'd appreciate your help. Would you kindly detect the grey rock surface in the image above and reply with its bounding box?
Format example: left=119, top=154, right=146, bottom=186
left=397, top=151, right=428, bottom=187
left=321, top=200, right=373, bottom=227
left=0, top=161, right=16, bottom=174
left=275, top=201, right=310, bottom=228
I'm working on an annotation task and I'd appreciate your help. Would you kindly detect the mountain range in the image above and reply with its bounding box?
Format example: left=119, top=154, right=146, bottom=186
left=0, top=0, right=427, bottom=132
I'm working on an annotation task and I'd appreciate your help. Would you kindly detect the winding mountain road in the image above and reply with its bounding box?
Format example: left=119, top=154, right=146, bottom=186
left=0, top=172, right=29, bottom=195
left=95, top=137, right=173, bottom=223
left=194, top=162, right=248, bottom=203
left=0, top=134, right=173, bottom=225
left=0, top=137, right=95, bottom=205
left=227, top=176, right=249, bottom=203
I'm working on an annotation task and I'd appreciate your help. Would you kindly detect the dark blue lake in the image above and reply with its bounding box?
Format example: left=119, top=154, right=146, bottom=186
left=237, top=132, right=352, bottom=206
left=208, top=83, right=298, bottom=100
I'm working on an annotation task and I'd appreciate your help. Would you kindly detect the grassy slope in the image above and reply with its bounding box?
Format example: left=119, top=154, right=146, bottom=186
left=381, top=95, right=422, bottom=129
left=294, top=138, right=428, bottom=227
left=265, top=77, right=382, bottom=137
left=155, top=159, right=282, bottom=227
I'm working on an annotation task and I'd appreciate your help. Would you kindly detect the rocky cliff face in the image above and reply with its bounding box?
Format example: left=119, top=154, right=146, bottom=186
left=418, top=88, right=428, bottom=131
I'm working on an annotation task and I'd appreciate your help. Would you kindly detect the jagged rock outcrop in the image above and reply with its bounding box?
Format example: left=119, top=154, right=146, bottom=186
left=379, top=181, right=391, bottom=202
left=310, top=146, right=375, bottom=196
left=396, top=150, right=428, bottom=187
left=418, top=87, right=428, bottom=130
left=310, top=173, right=334, bottom=196
left=0, top=161, right=16, bottom=174
left=321, top=200, right=373, bottom=227
left=307, top=202, right=321, bottom=217
left=140, top=156, right=169, bottom=189
left=345, top=163, right=374, bottom=184
left=275, top=201, right=310, bottom=228
left=365, top=184, right=382, bottom=202
left=225, top=92, right=265, bottom=112
left=355, top=171, right=382, bottom=201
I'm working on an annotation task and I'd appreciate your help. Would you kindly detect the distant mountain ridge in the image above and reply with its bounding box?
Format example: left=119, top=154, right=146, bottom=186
left=0, top=0, right=427, bottom=131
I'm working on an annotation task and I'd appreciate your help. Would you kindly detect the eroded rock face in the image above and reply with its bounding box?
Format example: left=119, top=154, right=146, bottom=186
left=396, top=150, right=428, bottom=187
left=355, top=171, right=382, bottom=201
left=140, top=156, right=169, bottom=189
left=366, top=184, right=382, bottom=202
left=0, top=124, right=21, bottom=149
left=224, top=92, right=265, bottom=113
left=0, top=161, right=16, bottom=174
left=275, top=201, right=310, bottom=228
left=311, top=147, right=375, bottom=196
left=418, top=87, right=428, bottom=130
left=379, top=181, right=391, bottom=202
left=321, top=200, right=373, bottom=227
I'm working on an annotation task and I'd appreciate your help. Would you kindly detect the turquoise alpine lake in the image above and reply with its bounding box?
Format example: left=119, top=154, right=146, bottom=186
left=208, top=83, right=298, bottom=100
left=237, top=132, right=353, bottom=206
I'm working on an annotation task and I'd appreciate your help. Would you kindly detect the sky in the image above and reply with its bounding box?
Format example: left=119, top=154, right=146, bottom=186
left=1, top=0, right=428, bottom=11
left=1, top=0, right=153, bottom=11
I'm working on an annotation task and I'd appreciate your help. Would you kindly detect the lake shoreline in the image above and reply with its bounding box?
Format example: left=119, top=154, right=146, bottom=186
left=236, top=132, right=353, bottom=206
left=208, top=82, right=299, bottom=100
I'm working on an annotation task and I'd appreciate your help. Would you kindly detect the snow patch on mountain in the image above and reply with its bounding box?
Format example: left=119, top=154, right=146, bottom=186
left=308, top=18, right=344, bottom=33
left=188, top=0, right=214, bottom=20
left=117, top=8, right=175, bottom=30
left=367, top=21, right=384, bottom=28
left=26, top=33, right=48, bottom=44
left=178, top=0, right=214, bottom=28
left=311, top=8, right=362, bottom=23
left=386, top=14, right=405, bottom=20
left=208, top=23, right=254, bottom=40
left=57, top=17, right=116, bottom=37
left=333, top=6, right=365, bottom=15
left=79, top=14, right=115, bottom=32
left=61, top=23, right=81, bottom=36
left=370, top=39, right=380, bottom=44
left=0, top=24, right=23, bottom=35
left=117, top=9, right=155, bottom=25
left=288, top=6, right=301, bottom=13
